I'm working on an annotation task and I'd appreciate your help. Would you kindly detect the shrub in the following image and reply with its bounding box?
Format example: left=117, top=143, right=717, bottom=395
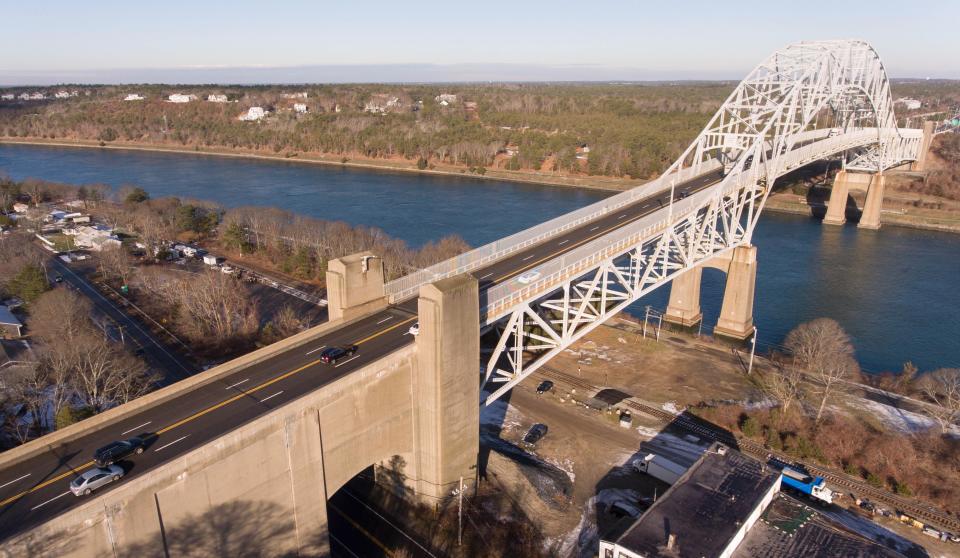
left=55, top=406, right=95, bottom=430
left=894, top=480, right=913, bottom=497
left=417, top=157, right=428, bottom=170
left=866, top=472, right=884, bottom=488
left=740, top=415, right=759, bottom=438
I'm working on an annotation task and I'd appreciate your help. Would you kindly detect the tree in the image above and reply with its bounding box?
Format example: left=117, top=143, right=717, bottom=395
left=99, top=244, right=133, bottom=286
left=919, top=368, right=960, bottom=433
left=123, top=186, right=150, bottom=204
left=784, top=318, right=859, bottom=424
left=7, top=263, right=49, bottom=303
left=761, top=365, right=803, bottom=420
left=98, top=128, right=118, bottom=142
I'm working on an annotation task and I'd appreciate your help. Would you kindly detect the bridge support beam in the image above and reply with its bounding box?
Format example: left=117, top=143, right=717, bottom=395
left=713, top=245, right=757, bottom=340
left=910, top=121, right=936, bottom=171
left=822, top=170, right=853, bottom=225
left=664, top=267, right=703, bottom=327
left=858, top=173, right=886, bottom=230
left=413, top=274, right=479, bottom=500
left=325, top=251, right=387, bottom=322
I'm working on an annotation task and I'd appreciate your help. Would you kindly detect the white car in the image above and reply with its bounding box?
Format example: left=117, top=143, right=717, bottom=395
left=70, top=465, right=124, bottom=496
left=517, top=270, right=541, bottom=284
left=408, top=322, right=420, bottom=336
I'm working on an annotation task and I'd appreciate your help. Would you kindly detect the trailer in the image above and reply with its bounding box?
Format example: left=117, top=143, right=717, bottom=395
left=633, top=453, right=687, bottom=485
left=781, top=467, right=834, bottom=504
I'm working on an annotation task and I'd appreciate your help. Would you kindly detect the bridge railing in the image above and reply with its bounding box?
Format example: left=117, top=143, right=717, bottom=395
left=480, top=128, right=913, bottom=323
left=383, top=160, right=722, bottom=302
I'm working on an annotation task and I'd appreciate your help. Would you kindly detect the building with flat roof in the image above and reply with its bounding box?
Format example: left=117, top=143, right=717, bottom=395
left=600, top=443, right=780, bottom=558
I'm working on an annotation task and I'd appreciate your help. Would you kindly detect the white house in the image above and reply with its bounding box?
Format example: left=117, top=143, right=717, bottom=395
left=54, top=91, right=71, bottom=99
left=435, top=93, right=457, bottom=104
left=63, top=224, right=121, bottom=251
left=282, top=92, right=308, bottom=99
left=293, top=103, right=308, bottom=114
left=364, top=94, right=401, bottom=114
left=168, top=93, right=197, bottom=103
left=124, top=93, right=145, bottom=101
left=896, top=98, right=922, bottom=110
left=207, top=94, right=229, bottom=103
left=239, top=106, right=267, bottom=121
left=0, top=94, right=13, bottom=101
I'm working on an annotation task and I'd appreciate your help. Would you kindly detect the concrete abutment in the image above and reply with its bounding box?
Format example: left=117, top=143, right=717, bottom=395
left=325, top=251, right=388, bottom=322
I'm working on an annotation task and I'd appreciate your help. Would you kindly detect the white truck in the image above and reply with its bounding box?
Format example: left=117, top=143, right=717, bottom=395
left=633, top=453, right=688, bottom=485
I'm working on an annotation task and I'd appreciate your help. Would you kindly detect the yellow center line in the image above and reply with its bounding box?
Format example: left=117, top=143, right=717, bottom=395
left=492, top=199, right=662, bottom=283
left=329, top=503, right=394, bottom=556
left=0, top=314, right=417, bottom=509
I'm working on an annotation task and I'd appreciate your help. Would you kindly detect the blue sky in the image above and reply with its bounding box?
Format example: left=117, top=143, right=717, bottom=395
left=1, top=0, right=957, bottom=84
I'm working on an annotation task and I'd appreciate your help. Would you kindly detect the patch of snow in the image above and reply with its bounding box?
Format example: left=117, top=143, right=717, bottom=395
left=556, top=488, right=646, bottom=558
left=849, top=398, right=960, bottom=437
left=545, top=457, right=576, bottom=483
left=662, top=401, right=682, bottom=415
left=479, top=398, right=524, bottom=432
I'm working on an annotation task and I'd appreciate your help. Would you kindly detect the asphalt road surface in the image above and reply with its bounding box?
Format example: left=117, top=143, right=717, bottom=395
left=0, top=169, right=723, bottom=542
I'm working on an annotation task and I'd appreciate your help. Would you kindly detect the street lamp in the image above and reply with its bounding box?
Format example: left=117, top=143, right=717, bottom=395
left=747, top=326, right=758, bottom=375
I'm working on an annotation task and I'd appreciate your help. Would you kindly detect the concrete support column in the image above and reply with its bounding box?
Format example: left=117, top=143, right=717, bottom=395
left=858, top=173, right=886, bottom=230
left=910, top=121, right=935, bottom=171
left=325, top=251, right=387, bottom=322
left=664, top=267, right=703, bottom=327
left=413, top=275, right=479, bottom=500
left=822, top=170, right=851, bottom=226
left=713, top=245, right=757, bottom=340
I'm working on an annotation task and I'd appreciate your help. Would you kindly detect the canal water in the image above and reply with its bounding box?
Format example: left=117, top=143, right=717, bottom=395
left=2, top=144, right=958, bottom=374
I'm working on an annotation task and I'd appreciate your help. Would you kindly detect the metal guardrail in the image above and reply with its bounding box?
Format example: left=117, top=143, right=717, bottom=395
left=383, top=160, right=723, bottom=302
left=479, top=129, right=909, bottom=323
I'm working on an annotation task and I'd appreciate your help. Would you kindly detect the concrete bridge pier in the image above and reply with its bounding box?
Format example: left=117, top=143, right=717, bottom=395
left=857, top=173, right=886, bottom=230
left=822, top=169, right=853, bottom=225
left=413, top=274, right=480, bottom=500
left=326, top=251, right=388, bottom=321
left=713, top=245, right=757, bottom=341
left=910, top=121, right=936, bottom=172
left=664, top=267, right=703, bottom=327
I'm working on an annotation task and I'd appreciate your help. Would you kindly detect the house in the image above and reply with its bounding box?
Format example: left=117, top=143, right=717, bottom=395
left=203, top=254, right=223, bottom=266
left=0, top=94, right=13, bottom=101
left=435, top=94, right=457, bottom=104
left=293, top=103, right=308, bottom=114
left=282, top=92, right=308, bottom=99
left=45, top=210, right=67, bottom=223
left=124, top=93, right=145, bottom=101
left=207, top=94, right=229, bottom=103
left=576, top=144, right=591, bottom=160
left=895, top=98, right=922, bottom=110
left=168, top=93, right=197, bottom=103
left=54, top=91, right=71, bottom=99
left=12, top=202, right=29, bottom=213
left=364, top=94, right=401, bottom=114
left=62, top=224, right=121, bottom=251
left=0, top=306, right=23, bottom=338
left=239, top=107, right=267, bottom=121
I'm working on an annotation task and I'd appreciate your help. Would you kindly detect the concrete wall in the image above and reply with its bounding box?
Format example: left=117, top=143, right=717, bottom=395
left=1, top=345, right=418, bottom=558
left=325, top=252, right=388, bottom=322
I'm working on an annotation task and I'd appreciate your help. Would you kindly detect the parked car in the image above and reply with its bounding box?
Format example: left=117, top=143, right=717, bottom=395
left=408, top=322, right=420, bottom=336
left=54, top=274, right=63, bottom=283
left=319, top=345, right=358, bottom=365
left=70, top=465, right=124, bottom=496
left=517, top=270, right=541, bottom=284
left=523, top=423, right=548, bottom=446
left=536, top=380, right=554, bottom=394
left=93, top=436, right=145, bottom=467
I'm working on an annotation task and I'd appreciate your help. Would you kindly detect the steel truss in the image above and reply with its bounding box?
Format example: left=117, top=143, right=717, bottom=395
left=481, top=40, right=919, bottom=404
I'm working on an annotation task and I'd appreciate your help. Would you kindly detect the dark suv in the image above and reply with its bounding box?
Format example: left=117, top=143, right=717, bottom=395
left=94, top=436, right=145, bottom=467
left=318, top=345, right=358, bottom=365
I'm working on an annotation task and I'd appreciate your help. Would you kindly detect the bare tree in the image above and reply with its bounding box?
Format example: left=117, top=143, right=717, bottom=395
left=98, top=244, right=133, bottom=285
left=784, top=318, right=859, bottom=424
left=919, top=368, right=960, bottom=433
left=761, top=365, right=804, bottom=420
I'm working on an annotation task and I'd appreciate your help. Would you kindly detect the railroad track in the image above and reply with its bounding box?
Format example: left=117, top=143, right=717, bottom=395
left=537, top=366, right=960, bottom=533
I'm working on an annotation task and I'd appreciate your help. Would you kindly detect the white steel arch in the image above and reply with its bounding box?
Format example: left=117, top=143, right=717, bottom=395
left=481, top=40, right=922, bottom=403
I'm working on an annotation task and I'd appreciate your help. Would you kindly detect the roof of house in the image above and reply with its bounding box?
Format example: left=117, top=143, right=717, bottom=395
left=0, top=306, right=22, bottom=328
left=612, top=443, right=779, bottom=558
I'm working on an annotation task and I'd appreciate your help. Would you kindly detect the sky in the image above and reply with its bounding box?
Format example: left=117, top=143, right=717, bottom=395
left=1, top=0, right=957, bottom=85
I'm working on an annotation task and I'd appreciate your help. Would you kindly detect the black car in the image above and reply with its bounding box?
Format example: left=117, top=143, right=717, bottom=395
left=318, top=345, right=358, bottom=365
left=536, top=380, right=554, bottom=395
left=93, top=436, right=145, bottom=467
left=54, top=274, right=63, bottom=283
left=523, top=423, right=548, bottom=446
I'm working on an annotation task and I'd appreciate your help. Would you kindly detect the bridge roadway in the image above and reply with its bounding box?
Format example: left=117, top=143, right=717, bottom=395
left=0, top=168, right=723, bottom=542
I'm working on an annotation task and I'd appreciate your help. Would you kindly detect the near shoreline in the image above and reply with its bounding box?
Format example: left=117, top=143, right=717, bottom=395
left=4, top=137, right=958, bottom=235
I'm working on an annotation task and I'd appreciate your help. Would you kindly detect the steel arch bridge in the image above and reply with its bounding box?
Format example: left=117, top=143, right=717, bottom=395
left=384, top=40, right=924, bottom=404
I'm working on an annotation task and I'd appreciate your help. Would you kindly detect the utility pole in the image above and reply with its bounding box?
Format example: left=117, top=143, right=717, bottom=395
left=643, top=306, right=650, bottom=338
left=457, top=476, right=464, bottom=547
left=747, top=326, right=758, bottom=375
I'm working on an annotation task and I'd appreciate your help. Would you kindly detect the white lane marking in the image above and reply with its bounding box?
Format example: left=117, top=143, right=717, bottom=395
left=224, top=378, right=249, bottom=390
left=260, top=391, right=283, bottom=403
left=617, top=214, right=627, bottom=219
left=589, top=226, right=599, bottom=232
left=480, top=272, right=493, bottom=280
left=121, top=421, right=151, bottom=436
left=0, top=473, right=30, bottom=490
left=154, top=435, right=189, bottom=453
left=558, top=240, right=569, bottom=246
left=343, top=488, right=438, bottom=557
left=334, top=355, right=361, bottom=368
left=376, top=316, right=393, bottom=325
left=305, top=345, right=327, bottom=355
left=31, top=491, right=70, bottom=510
left=522, top=255, right=534, bottom=261
left=329, top=533, right=362, bottom=558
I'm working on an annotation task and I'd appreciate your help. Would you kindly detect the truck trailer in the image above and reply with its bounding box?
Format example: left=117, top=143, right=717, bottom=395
left=781, top=467, right=834, bottom=504
left=633, top=453, right=688, bottom=485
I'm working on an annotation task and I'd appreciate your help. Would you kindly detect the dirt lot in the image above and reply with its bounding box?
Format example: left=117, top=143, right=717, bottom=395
left=480, top=316, right=958, bottom=557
